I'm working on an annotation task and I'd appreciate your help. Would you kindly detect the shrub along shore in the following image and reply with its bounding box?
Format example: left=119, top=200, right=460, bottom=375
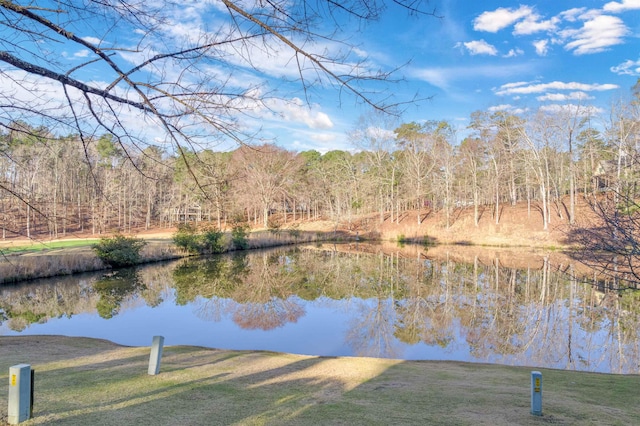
left=0, top=228, right=346, bottom=285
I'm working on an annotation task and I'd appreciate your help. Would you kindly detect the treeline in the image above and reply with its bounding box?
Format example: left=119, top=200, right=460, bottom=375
left=1, top=95, right=639, bottom=239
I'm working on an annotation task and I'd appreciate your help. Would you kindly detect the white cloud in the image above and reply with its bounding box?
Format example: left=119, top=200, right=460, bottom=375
left=137, top=2, right=378, bottom=87
left=290, top=131, right=343, bottom=153
left=488, top=104, right=512, bottom=111
left=264, top=98, right=333, bottom=130
left=410, top=69, right=449, bottom=90
left=462, top=40, right=498, bottom=56
left=488, top=104, right=527, bottom=114
left=74, top=50, right=90, bottom=58
left=366, top=126, right=396, bottom=141
left=533, top=40, right=549, bottom=56
left=536, top=92, right=593, bottom=101
left=514, top=15, right=559, bottom=35
left=603, top=0, right=640, bottom=13
left=410, top=65, right=536, bottom=91
left=495, top=81, right=618, bottom=96
left=540, top=104, right=603, bottom=115
left=0, top=69, right=171, bottom=142
left=474, top=6, right=533, bottom=32
left=499, top=81, right=531, bottom=90
left=504, top=48, right=524, bottom=58
left=0, top=69, right=67, bottom=109
left=488, top=104, right=528, bottom=114
left=561, top=15, right=628, bottom=55
left=559, top=8, right=588, bottom=22
left=611, top=58, right=640, bottom=75
left=299, top=110, right=333, bottom=129
left=81, top=36, right=103, bottom=45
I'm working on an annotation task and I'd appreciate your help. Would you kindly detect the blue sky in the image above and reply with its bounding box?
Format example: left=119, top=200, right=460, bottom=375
left=2, top=1, right=640, bottom=154
left=294, top=0, right=640, bottom=152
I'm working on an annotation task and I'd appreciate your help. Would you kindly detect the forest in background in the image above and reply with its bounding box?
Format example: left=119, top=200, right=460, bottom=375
left=1, top=85, right=639, bottom=241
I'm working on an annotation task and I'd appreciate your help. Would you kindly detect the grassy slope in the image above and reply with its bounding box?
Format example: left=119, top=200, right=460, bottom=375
left=0, top=240, right=101, bottom=254
left=1, top=336, right=638, bottom=425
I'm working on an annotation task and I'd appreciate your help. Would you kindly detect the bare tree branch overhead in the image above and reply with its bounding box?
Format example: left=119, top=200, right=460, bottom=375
left=0, top=0, right=435, bottom=153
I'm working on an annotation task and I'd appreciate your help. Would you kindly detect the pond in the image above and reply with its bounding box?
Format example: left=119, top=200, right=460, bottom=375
left=1, top=242, right=639, bottom=374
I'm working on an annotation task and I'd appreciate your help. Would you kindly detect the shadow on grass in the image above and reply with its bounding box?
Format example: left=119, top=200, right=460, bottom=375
left=1, top=337, right=640, bottom=425
left=29, top=347, right=334, bottom=425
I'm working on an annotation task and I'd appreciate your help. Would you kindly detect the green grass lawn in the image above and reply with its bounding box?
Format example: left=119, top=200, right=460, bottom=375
left=1, top=336, right=639, bottom=426
left=0, top=239, right=99, bottom=255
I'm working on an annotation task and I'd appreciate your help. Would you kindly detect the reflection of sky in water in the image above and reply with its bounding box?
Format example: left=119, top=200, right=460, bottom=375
left=1, top=293, right=350, bottom=355
left=1, top=247, right=638, bottom=375
left=0, top=292, right=587, bottom=369
left=1, top=291, right=472, bottom=361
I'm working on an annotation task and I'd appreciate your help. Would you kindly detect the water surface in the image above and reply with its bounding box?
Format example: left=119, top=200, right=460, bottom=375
left=1, top=243, right=638, bottom=374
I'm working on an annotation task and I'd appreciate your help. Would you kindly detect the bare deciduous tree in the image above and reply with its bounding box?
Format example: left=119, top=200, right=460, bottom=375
left=0, top=1, right=435, bottom=187
left=394, top=121, right=434, bottom=225
left=569, top=191, right=640, bottom=290
left=569, top=85, right=640, bottom=289
left=233, top=144, right=302, bottom=228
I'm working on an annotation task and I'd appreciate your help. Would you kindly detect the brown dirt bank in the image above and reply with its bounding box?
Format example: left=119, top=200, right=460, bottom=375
left=349, top=201, right=577, bottom=248
left=0, top=199, right=586, bottom=251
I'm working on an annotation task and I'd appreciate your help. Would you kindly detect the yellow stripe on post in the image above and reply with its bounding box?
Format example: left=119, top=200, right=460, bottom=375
left=8, top=364, right=31, bottom=424
left=531, top=371, right=542, bottom=416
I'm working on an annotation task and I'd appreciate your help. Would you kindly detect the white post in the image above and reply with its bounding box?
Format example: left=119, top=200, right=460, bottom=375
left=8, top=364, right=31, bottom=424
left=531, top=371, right=542, bottom=416
left=148, top=336, right=165, bottom=375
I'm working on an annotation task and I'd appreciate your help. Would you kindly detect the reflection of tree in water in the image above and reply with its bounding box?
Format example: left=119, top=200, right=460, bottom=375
left=393, top=257, right=436, bottom=345
left=576, top=281, right=607, bottom=334
left=193, top=298, right=228, bottom=322
left=0, top=305, right=44, bottom=332
left=7, top=244, right=639, bottom=372
left=94, top=269, right=145, bottom=319
left=464, top=263, right=530, bottom=358
left=394, top=293, right=456, bottom=349
left=172, top=255, right=237, bottom=305
left=343, top=252, right=406, bottom=359
left=174, top=251, right=307, bottom=328
left=231, top=299, right=305, bottom=330
left=393, top=300, right=425, bottom=345
left=347, top=298, right=401, bottom=359
left=0, top=275, right=98, bottom=331
left=135, top=263, right=177, bottom=308
left=172, top=245, right=640, bottom=372
left=595, top=290, right=640, bottom=374
left=227, top=251, right=306, bottom=329
left=460, top=260, right=554, bottom=361
left=0, top=262, right=176, bottom=330
left=393, top=258, right=457, bottom=349
left=0, top=269, right=153, bottom=328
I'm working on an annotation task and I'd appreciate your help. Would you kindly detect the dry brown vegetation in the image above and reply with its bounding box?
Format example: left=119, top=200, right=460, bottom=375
left=1, top=195, right=596, bottom=253
left=0, top=198, right=592, bottom=285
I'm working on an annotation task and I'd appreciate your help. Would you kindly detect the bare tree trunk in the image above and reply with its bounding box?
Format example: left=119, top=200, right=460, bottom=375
left=539, top=181, right=548, bottom=231
left=26, top=202, right=30, bottom=238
